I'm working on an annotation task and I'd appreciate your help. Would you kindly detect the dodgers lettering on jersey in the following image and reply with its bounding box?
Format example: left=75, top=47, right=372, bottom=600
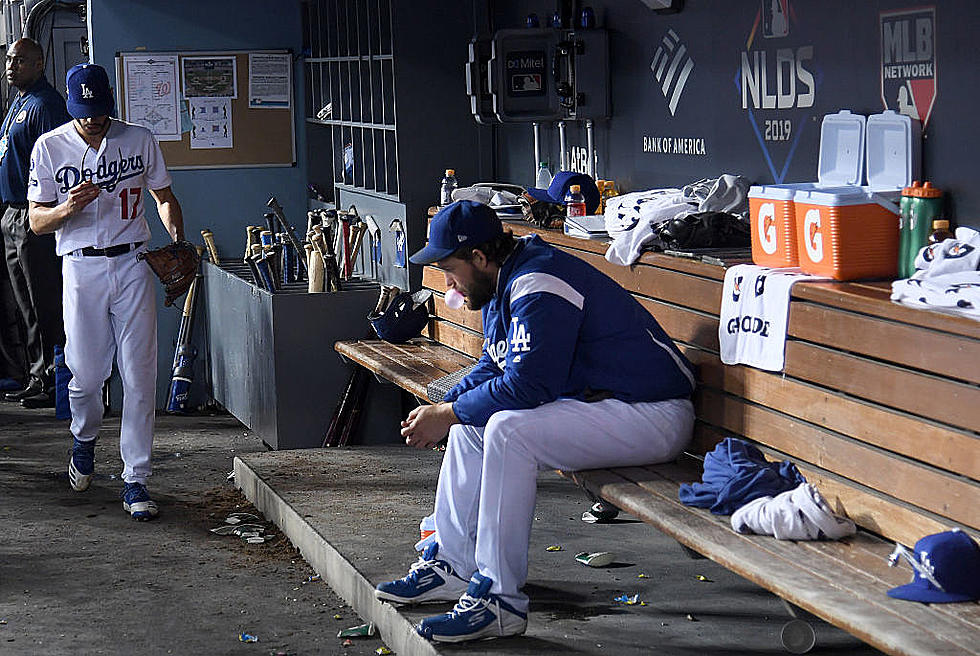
left=28, top=119, right=172, bottom=256
left=55, top=149, right=145, bottom=193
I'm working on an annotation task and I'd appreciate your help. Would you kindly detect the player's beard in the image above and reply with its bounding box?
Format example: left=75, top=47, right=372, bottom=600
left=463, top=268, right=496, bottom=310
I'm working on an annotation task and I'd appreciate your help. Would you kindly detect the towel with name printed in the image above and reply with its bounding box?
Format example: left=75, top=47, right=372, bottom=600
left=719, top=264, right=827, bottom=372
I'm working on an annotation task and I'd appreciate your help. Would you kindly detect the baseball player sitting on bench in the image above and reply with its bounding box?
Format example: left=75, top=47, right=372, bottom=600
left=376, top=200, right=696, bottom=642
left=28, top=64, right=186, bottom=520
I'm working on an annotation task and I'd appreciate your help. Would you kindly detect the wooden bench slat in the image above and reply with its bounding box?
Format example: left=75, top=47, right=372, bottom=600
left=335, top=341, right=435, bottom=400
left=506, top=222, right=732, bottom=281
left=425, top=321, right=483, bottom=359
left=695, top=388, right=980, bottom=529
left=555, top=248, right=724, bottom=314
left=335, top=340, right=474, bottom=401
left=789, top=302, right=980, bottom=385
left=794, top=281, right=980, bottom=341
left=566, top=466, right=977, bottom=656
left=784, top=340, right=980, bottom=432
left=641, top=462, right=980, bottom=649
left=691, top=423, right=973, bottom=548
left=687, top=349, right=980, bottom=478
left=428, top=292, right=484, bottom=332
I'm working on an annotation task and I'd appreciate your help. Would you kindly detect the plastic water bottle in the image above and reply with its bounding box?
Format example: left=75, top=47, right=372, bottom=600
left=535, top=162, right=553, bottom=189
left=440, top=169, right=457, bottom=206
left=906, top=181, right=943, bottom=276
left=564, top=184, right=587, bottom=218
left=928, top=219, right=954, bottom=244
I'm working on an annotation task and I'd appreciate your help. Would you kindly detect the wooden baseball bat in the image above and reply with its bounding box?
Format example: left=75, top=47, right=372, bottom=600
left=166, top=247, right=204, bottom=414
left=347, top=222, right=366, bottom=277
left=307, top=244, right=324, bottom=293
left=323, top=368, right=358, bottom=447
left=266, top=196, right=309, bottom=277
left=201, top=229, right=219, bottom=263
left=337, top=367, right=370, bottom=447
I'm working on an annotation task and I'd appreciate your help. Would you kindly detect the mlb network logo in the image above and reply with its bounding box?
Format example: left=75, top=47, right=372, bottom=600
left=650, top=29, right=695, bottom=116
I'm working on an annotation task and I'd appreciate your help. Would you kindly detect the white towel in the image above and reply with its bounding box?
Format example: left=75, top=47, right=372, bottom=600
left=731, top=483, right=856, bottom=541
left=890, top=271, right=980, bottom=319
left=912, top=227, right=980, bottom=278
left=719, top=264, right=825, bottom=371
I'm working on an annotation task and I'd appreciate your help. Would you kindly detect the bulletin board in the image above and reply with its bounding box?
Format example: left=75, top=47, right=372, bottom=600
left=114, top=50, right=295, bottom=169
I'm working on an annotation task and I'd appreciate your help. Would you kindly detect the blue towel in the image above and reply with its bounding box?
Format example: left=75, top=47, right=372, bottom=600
left=679, top=437, right=806, bottom=515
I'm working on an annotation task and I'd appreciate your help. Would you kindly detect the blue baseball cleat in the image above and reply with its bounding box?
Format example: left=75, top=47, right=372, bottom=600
left=375, top=542, right=469, bottom=604
left=68, top=438, right=96, bottom=492
left=122, top=482, right=159, bottom=521
left=415, top=573, right=527, bottom=642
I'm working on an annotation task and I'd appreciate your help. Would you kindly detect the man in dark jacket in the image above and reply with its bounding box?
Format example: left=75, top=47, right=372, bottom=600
left=0, top=38, right=69, bottom=408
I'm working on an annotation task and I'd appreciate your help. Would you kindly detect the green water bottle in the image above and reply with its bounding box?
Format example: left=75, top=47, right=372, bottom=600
left=898, top=182, right=917, bottom=279
left=905, top=182, right=943, bottom=277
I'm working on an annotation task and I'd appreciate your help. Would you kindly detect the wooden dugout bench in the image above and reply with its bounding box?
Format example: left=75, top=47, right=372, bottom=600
left=335, top=221, right=980, bottom=656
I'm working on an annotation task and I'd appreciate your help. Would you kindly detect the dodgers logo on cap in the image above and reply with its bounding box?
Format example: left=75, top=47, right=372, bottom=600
left=65, top=63, right=114, bottom=119
left=887, top=529, right=980, bottom=603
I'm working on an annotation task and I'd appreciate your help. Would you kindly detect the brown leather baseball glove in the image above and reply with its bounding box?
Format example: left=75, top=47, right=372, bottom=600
left=137, top=240, right=201, bottom=306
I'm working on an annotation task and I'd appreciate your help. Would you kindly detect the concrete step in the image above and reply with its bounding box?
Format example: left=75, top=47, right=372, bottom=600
left=234, top=446, right=881, bottom=656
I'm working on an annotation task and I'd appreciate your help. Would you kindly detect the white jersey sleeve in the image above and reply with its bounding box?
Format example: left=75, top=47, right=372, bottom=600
left=27, top=137, right=58, bottom=203
left=143, top=131, right=171, bottom=191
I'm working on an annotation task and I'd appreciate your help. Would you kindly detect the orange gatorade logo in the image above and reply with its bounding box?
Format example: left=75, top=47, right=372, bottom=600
left=804, top=208, right=823, bottom=262
left=757, top=202, right=778, bottom=254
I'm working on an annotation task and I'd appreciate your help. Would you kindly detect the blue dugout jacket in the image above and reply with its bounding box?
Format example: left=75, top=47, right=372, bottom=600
left=0, top=76, right=69, bottom=205
left=445, top=235, right=696, bottom=426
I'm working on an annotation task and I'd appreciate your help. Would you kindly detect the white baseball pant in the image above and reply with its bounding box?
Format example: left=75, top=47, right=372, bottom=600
left=62, top=249, right=157, bottom=485
left=433, top=396, right=694, bottom=613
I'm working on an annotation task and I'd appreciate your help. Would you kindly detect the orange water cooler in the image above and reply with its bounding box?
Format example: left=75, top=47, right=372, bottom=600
left=793, top=111, right=920, bottom=280
left=749, top=110, right=867, bottom=268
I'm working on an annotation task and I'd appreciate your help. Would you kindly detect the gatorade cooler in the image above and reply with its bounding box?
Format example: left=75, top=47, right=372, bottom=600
left=749, top=110, right=867, bottom=267
left=793, top=110, right=920, bottom=280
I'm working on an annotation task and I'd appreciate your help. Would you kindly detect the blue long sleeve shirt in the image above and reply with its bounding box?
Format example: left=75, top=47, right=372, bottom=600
left=0, top=76, right=69, bottom=205
left=445, top=235, right=696, bottom=426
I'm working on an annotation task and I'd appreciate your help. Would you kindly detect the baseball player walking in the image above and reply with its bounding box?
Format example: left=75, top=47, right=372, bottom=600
left=375, top=201, right=697, bottom=642
left=28, top=63, right=186, bottom=520
left=0, top=38, right=69, bottom=407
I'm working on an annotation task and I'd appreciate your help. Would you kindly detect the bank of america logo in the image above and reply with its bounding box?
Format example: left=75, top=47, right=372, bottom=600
left=650, top=29, right=695, bottom=116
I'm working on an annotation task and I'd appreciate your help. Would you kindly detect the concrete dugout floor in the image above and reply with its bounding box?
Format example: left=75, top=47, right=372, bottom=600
left=1, top=402, right=881, bottom=655
left=235, top=446, right=883, bottom=656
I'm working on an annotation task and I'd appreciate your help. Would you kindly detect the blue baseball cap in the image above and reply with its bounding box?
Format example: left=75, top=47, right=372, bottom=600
left=410, top=200, right=503, bottom=265
left=526, top=171, right=601, bottom=214
left=66, top=63, right=114, bottom=119
left=887, top=529, right=980, bottom=603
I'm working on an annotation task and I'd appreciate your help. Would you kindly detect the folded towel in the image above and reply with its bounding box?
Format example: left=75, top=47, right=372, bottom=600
left=731, top=483, right=856, bottom=541
left=891, top=270, right=980, bottom=319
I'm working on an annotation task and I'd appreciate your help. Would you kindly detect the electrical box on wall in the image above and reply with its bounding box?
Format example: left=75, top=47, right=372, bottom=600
left=485, top=27, right=609, bottom=123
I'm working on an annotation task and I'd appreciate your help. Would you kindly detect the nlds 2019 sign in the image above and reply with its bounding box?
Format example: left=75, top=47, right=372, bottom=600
left=735, top=0, right=820, bottom=184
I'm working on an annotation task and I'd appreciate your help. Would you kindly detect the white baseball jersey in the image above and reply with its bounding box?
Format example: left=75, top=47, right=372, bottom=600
left=28, top=119, right=172, bottom=256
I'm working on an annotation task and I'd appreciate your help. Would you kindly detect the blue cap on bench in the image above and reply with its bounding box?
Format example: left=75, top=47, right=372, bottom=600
left=526, top=171, right=600, bottom=215
left=887, top=529, right=980, bottom=603
left=410, top=200, right=503, bottom=265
